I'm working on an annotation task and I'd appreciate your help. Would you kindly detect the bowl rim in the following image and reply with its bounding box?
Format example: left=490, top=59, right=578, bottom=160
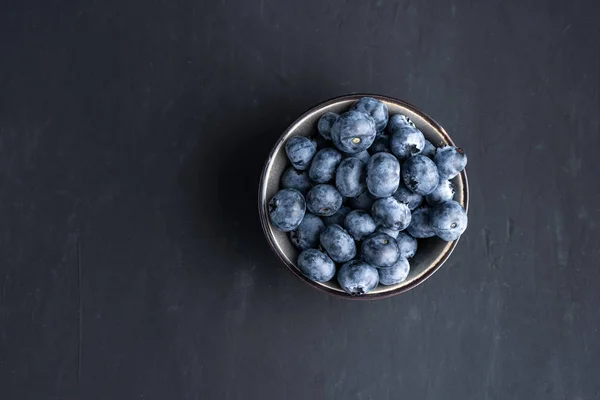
left=258, top=93, right=469, bottom=300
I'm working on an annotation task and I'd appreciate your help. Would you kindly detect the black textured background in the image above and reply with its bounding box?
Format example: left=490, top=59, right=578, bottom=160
left=1, top=0, right=599, bottom=399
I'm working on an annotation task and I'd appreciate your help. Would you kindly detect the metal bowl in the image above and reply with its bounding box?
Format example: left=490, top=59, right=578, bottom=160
left=258, top=94, right=469, bottom=299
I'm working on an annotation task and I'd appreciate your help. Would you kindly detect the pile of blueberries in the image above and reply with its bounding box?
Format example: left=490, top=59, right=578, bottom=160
left=268, top=97, right=468, bottom=295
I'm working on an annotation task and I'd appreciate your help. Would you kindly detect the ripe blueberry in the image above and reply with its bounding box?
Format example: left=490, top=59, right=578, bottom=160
left=402, top=155, right=439, bottom=195
left=337, top=260, right=379, bottom=295
left=306, top=184, right=342, bottom=217
left=268, top=188, right=306, bottom=232
left=366, top=152, right=400, bottom=198
left=309, top=148, right=342, bottom=183
left=429, top=200, right=468, bottom=241
left=330, top=111, right=377, bottom=154
left=297, top=249, right=336, bottom=282
left=320, top=224, right=357, bottom=263
left=285, top=136, right=317, bottom=171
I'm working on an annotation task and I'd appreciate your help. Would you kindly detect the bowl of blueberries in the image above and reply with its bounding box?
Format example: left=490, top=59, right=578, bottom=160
left=259, top=94, right=469, bottom=299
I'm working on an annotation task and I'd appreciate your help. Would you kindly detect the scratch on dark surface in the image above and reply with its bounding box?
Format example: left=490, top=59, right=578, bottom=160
left=554, top=211, right=568, bottom=268
left=561, top=23, right=572, bottom=34
left=76, top=215, right=83, bottom=380
left=564, top=145, right=581, bottom=177
left=506, top=218, right=514, bottom=243
left=232, top=267, right=255, bottom=324
left=1, top=273, right=8, bottom=300
left=482, top=228, right=492, bottom=259
left=483, top=285, right=502, bottom=399
left=392, top=2, right=400, bottom=22
left=367, top=53, right=373, bottom=84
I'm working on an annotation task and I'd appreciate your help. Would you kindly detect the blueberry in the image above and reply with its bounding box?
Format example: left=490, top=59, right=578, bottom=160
left=330, top=111, right=377, bottom=154
left=353, top=150, right=371, bottom=164
left=402, top=155, right=439, bottom=195
left=322, top=206, right=351, bottom=226
left=387, top=114, right=416, bottom=133
left=434, top=146, right=468, bottom=179
left=344, top=210, right=377, bottom=241
left=366, top=152, right=400, bottom=198
left=393, top=181, right=423, bottom=210
left=361, top=232, right=400, bottom=268
left=395, top=232, right=417, bottom=259
left=421, top=140, right=436, bottom=158
left=429, top=200, right=468, bottom=241
left=369, top=133, right=390, bottom=154
left=390, top=125, right=425, bottom=160
left=309, top=148, right=342, bottom=183
left=290, top=213, right=325, bottom=250
left=320, top=225, right=357, bottom=263
left=371, top=196, right=411, bottom=231
left=281, top=167, right=312, bottom=195
left=317, top=112, right=338, bottom=140
left=285, top=136, right=317, bottom=171
left=335, top=157, right=367, bottom=197
left=406, top=206, right=435, bottom=238
left=350, top=97, right=389, bottom=132
left=375, top=226, right=400, bottom=238
left=268, top=189, right=306, bottom=232
left=306, top=184, right=343, bottom=217
left=347, top=190, right=375, bottom=211
left=297, top=249, right=336, bottom=283
left=337, top=260, right=379, bottom=295
left=378, top=258, right=410, bottom=285
left=425, top=179, right=455, bottom=205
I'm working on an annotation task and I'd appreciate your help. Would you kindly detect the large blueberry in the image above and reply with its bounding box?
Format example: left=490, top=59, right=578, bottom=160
left=281, top=167, right=312, bottom=195
left=366, top=152, right=400, bottom=198
left=378, top=258, right=410, bottom=285
left=309, top=148, right=342, bottom=183
left=402, top=155, right=439, bottom=195
left=268, top=189, right=306, bottom=232
left=347, top=190, right=375, bottom=211
left=285, top=136, right=317, bottom=171
left=290, top=213, right=325, bottom=250
left=350, top=97, right=389, bottom=132
left=390, top=125, right=425, bottom=160
left=361, top=232, right=400, bottom=268
left=429, top=200, right=468, bottom=241
left=317, top=112, right=338, bottom=140
left=421, top=140, right=436, bottom=158
left=393, top=181, right=423, bottom=210
left=371, top=196, right=411, bottom=230
left=434, top=146, right=468, bottom=179
left=344, top=210, right=377, bottom=241
left=335, top=157, right=367, bottom=197
left=387, top=114, right=416, bottom=133
left=406, top=206, right=435, bottom=238
left=337, top=260, right=379, bottom=295
left=297, top=249, right=336, bottom=283
left=369, top=133, right=390, bottom=154
left=322, top=206, right=350, bottom=226
left=320, top=225, right=357, bottom=263
left=330, top=111, right=377, bottom=154
left=395, top=232, right=417, bottom=259
left=306, top=184, right=342, bottom=217
left=425, top=179, right=455, bottom=205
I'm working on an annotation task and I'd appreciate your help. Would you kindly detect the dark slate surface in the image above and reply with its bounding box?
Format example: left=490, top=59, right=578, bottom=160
left=1, top=0, right=599, bottom=399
